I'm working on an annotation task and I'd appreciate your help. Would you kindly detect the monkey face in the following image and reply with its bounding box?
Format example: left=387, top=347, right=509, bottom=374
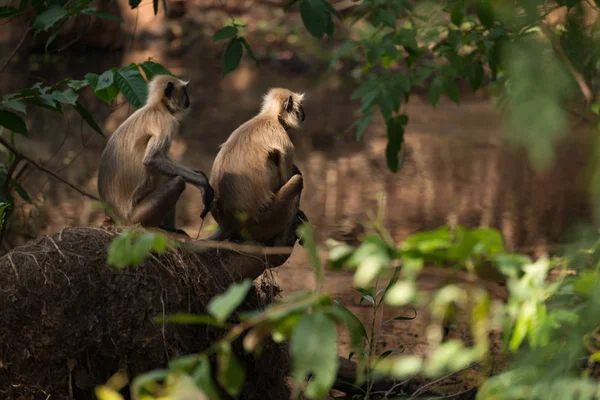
left=281, top=94, right=305, bottom=129
left=162, top=79, right=191, bottom=120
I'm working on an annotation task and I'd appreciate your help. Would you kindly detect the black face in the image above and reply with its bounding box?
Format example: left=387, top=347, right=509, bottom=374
left=298, top=104, right=306, bottom=122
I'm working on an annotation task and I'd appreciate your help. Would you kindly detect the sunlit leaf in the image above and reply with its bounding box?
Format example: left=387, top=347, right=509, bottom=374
left=332, top=300, right=367, bottom=352
left=384, top=281, right=416, bottom=306
left=298, top=223, right=323, bottom=285
left=217, top=342, right=245, bottom=397
left=94, top=386, right=124, bottom=400
left=207, top=279, right=252, bottom=323
left=192, top=355, right=221, bottom=399
left=291, top=311, right=339, bottom=397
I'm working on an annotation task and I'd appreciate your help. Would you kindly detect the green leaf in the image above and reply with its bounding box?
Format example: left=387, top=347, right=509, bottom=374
left=140, top=61, right=174, bottom=81
left=300, top=0, right=329, bottom=39
left=0, top=202, right=11, bottom=230
left=115, top=67, right=148, bottom=108
left=45, top=20, right=66, bottom=50
left=0, top=110, right=27, bottom=135
left=86, top=72, right=119, bottom=104
left=213, top=26, right=238, bottom=42
left=291, top=311, right=339, bottom=398
left=351, top=79, right=380, bottom=100
left=33, top=5, right=68, bottom=35
left=476, top=0, right=494, bottom=29
left=13, top=182, right=30, bottom=202
left=240, top=38, right=260, bottom=67
left=96, top=70, right=115, bottom=91
left=74, top=101, right=103, bottom=135
left=443, top=79, right=460, bottom=105
left=192, top=356, right=221, bottom=399
left=333, top=300, right=367, bottom=352
left=450, top=6, right=463, bottom=26
left=428, top=76, right=443, bottom=108
left=153, top=313, right=224, bottom=327
left=217, top=343, right=245, bottom=397
left=378, top=87, right=395, bottom=121
left=297, top=223, right=323, bottom=285
left=356, top=108, right=374, bottom=141
left=129, top=0, right=142, bottom=8
left=0, top=6, right=20, bottom=18
left=52, top=88, right=79, bottom=106
left=207, top=279, right=252, bottom=323
left=67, top=79, right=89, bottom=90
left=82, top=9, right=123, bottom=21
left=330, top=40, right=355, bottom=67
left=132, top=370, right=169, bottom=395
left=2, top=101, right=26, bottom=115
left=223, top=38, right=243, bottom=75
left=467, top=62, right=484, bottom=91
left=26, top=95, right=61, bottom=113
left=374, top=9, right=396, bottom=28
left=386, top=115, right=406, bottom=172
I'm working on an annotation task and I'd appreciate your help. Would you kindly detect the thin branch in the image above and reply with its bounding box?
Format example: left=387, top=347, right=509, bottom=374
left=0, top=136, right=99, bottom=201
left=540, top=24, right=594, bottom=106
left=0, top=26, right=32, bottom=76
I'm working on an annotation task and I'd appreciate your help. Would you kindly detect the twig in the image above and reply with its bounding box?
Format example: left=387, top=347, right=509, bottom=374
left=0, top=26, right=32, bottom=76
left=0, top=136, right=99, bottom=201
left=540, top=24, right=594, bottom=106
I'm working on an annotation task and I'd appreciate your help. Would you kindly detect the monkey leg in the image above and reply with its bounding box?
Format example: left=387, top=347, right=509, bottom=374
left=246, top=174, right=304, bottom=243
left=158, top=207, right=191, bottom=237
left=130, top=176, right=186, bottom=227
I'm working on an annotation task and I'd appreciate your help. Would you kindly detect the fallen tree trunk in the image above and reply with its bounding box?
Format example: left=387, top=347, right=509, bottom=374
left=0, top=226, right=297, bottom=400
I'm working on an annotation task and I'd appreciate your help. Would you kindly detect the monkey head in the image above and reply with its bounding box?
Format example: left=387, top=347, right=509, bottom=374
left=147, top=75, right=191, bottom=121
left=260, top=88, right=306, bottom=130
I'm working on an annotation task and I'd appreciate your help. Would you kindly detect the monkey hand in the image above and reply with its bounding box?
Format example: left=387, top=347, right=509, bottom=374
left=200, top=184, right=214, bottom=219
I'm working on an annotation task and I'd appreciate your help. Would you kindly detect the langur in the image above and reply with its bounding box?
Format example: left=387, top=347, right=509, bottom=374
left=97, top=74, right=214, bottom=236
left=206, top=88, right=309, bottom=245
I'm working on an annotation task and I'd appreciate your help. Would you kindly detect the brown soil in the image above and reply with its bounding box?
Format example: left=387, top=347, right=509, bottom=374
left=0, top=227, right=291, bottom=400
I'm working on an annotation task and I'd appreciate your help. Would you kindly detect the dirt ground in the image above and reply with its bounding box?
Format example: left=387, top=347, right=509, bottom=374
left=0, top=0, right=596, bottom=396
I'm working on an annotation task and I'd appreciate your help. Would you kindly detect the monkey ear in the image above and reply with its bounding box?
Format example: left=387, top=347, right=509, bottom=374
left=284, top=95, right=294, bottom=112
left=164, top=82, right=174, bottom=99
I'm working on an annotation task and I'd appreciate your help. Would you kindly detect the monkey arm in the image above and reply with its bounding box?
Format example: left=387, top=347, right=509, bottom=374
left=142, top=135, right=214, bottom=217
